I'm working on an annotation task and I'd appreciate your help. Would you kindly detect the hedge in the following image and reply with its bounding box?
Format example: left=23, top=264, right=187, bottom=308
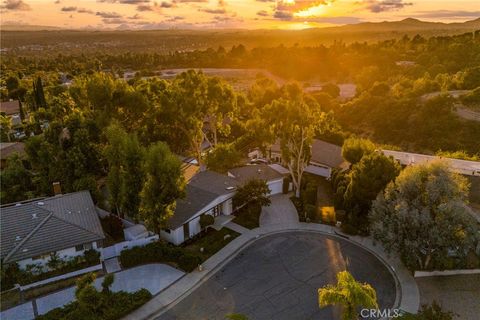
left=119, top=242, right=201, bottom=272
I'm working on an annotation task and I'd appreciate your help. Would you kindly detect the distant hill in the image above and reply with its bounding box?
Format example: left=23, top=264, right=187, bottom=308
left=320, top=18, right=480, bottom=33
left=0, top=24, right=62, bottom=31
left=1, top=18, right=479, bottom=54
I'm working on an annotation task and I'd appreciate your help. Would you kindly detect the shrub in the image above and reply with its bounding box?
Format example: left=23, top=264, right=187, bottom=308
left=101, top=215, right=124, bottom=240
left=305, top=204, right=316, bottom=221
left=199, top=214, right=215, bottom=230
left=282, top=177, right=291, bottom=194
left=178, top=253, right=202, bottom=272
left=302, top=182, right=317, bottom=205
left=84, top=249, right=101, bottom=265
left=341, top=223, right=358, bottom=235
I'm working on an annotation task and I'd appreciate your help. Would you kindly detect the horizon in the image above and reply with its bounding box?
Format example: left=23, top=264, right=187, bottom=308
left=1, top=0, right=479, bottom=30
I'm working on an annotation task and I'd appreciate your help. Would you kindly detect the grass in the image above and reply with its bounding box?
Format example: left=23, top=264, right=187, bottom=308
left=233, top=204, right=262, bottom=229
left=183, top=228, right=240, bottom=262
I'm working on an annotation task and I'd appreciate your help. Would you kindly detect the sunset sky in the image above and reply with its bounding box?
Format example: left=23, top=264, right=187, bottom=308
left=1, top=0, right=479, bottom=30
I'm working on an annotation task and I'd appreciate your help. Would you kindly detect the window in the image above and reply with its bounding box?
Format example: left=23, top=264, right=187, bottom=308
left=75, top=244, right=84, bottom=252
left=32, top=253, right=50, bottom=260
left=84, top=243, right=92, bottom=250
left=162, top=228, right=171, bottom=234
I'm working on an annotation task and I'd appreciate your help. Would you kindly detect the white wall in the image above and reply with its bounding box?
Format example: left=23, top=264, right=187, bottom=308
left=160, top=227, right=183, bottom=246
left=17, top=242, right=99, bottom=270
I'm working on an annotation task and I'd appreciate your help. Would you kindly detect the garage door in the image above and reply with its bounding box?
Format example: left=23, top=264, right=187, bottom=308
left=268, top=179, right=283, bottom=195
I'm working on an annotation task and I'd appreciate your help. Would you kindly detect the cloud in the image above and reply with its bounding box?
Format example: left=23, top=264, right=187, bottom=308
left=102, top=18, right=128, bottom=24
left=200, top=8, right=226, bottom=14
left=97, top=0, right=150, bottom=3
left=61, top=6, right=77, bottom=12
left=361, top=0, right=412, bottom=13
left=160, top=1, right=176, bottom=8
left=96, top=11, right=123, bottom=18
left=78, top=8, right=94, bottom=14
left=274, top=10, right=293, bottom=20
left=128, top=13, right=143, bottom=19
left=411, top=10, right=480, bottom=19
left=304, top=16, right=362, bottom=24
left=1, top=0, right=31, bottom=11
left=256, top=10, right=269, bottom=17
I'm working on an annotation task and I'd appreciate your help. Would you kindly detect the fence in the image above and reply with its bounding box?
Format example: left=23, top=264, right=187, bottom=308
left=101, top=234, right=159, bottom=260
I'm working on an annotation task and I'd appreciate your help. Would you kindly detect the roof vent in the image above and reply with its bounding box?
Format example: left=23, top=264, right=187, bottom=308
left=22, top=249, right=28, bottom=252
left=32, top=213, right=38, bottom=219
left=37, top=202, right=44, bottom=206
left=15, top=203, right=22, bottom=207
left=15, top=236, right=21, bottom=241
left=67, top=210, right=72, bottom=214
left=226, top=186, right=235, bottom=190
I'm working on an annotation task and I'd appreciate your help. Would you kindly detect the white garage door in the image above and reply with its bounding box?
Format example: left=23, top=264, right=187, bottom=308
left=268, top=179, right=283, bottom=195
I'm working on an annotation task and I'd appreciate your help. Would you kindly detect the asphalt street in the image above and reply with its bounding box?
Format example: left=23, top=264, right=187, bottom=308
left=158, top=232, right=396, bottom=320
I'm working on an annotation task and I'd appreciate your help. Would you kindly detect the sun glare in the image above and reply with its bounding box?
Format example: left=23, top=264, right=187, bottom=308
left=294, top=4, right=328, bottom=18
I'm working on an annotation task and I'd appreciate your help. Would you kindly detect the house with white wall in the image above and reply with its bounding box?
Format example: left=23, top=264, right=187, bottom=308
left=161, top=171, right=239, bottom=245
left=253, top=139, right=348, bottom=179
left=0, top=191, right=105, bottom=270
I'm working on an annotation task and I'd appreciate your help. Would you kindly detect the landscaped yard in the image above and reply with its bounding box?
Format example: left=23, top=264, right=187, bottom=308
left=232, top=204, right=262, bottom=229
left=183, top=228, right=240, bottom=261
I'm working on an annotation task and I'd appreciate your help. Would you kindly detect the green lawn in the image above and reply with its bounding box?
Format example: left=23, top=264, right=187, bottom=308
left=183, top=228, right=240, bottom=262
left=233, top=204, right=262, bottom=229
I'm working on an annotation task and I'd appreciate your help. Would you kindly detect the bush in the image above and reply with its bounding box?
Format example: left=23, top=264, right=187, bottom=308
left=305, top=204, right=316, bottom=221
left=341, top=223, right=358, bottom=235
left=282, top=177, right=291, bottom=194
left=84, top=249, right=101, bottom=265
left=178, top=253, right=202, bottom=272
left=101, top=215, right=124, bottom=240
left=119, top=241, right=200, bottom=272
left=199, top=214, right=215, bottom=230
left=302, top=182, right=317, bottom=205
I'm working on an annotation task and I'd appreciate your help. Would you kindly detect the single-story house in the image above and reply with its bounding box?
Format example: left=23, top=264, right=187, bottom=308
left=1, top=191, right=105, bottom=269
left=228, top=164, right=288, bottom=195
left=0, top=100, right=22, bottom=127
left=0, top=142, right=25, bottom=169
left=257, top=139, right=348, bottom=178
left=161, top=171, right=239, bottom=245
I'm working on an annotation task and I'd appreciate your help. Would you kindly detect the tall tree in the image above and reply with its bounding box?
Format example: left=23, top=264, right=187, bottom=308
left=343, top=152, right=401, bottom=231
left=232, top=179, right=271, bottom=210
left=264, top=90, right=328, bottom=197
left=205, top=143, right=242, bottom=173
left=318, top=271, right=378, bottom=320
left=139, top=142, right=185, bottom=234
left=341, top=137, right=376, bottom=165
left=369, top=160, right=479, bottom=270
left=32, top=76, right=47, bottom=110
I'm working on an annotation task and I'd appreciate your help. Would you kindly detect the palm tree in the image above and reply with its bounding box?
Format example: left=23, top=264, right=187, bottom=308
left=318, top=271, right=378, bottom=320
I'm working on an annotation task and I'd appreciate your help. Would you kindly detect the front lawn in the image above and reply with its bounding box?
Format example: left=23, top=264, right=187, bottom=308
left=183, top=228, right=239, bottom=261
left=119, top=228, right=239, bottom=272
left=233, top=204, right=262, bottom=229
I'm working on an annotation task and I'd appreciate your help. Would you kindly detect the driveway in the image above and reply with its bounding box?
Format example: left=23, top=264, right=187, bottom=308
left=158, top=232, right=396, bottom=320
left=34, top=264, right=184, bottom=316
left=259, top=194, right=299, bottom=227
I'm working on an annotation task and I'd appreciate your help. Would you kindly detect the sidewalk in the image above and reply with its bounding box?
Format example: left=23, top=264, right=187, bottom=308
left=123, top=222, right=419, bottom=320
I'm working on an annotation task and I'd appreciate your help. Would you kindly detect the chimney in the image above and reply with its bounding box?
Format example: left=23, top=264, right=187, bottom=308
left=53, top=182, right=62, bottom=195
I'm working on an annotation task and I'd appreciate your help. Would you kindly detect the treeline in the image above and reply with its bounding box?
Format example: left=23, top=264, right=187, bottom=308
left=1, top=31, right=479, bottom=82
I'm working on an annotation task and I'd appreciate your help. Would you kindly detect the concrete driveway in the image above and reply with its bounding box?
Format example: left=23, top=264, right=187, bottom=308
left=35, top=264, right=184, bottom=316
left=259, top=194, right=299, bottom=227
left=158, top=232, right=396, bottom=320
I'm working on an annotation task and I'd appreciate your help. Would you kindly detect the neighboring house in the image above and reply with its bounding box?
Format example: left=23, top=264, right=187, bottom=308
left=228, top=164, right=288, bottom=195
left=254, top=139, right=348, bottom=178
left=382, top=150, right=480, bottom=176
left=161, top=171, right=239, bottom=245
left=1, top=191, right=105, bottom=269
left=0, top=142, right=25, bottom=169
left=0, top=100, right=22, bottom=127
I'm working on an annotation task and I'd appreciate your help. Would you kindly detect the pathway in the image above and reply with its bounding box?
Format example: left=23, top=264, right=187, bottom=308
left=259, top=194, right=299, bottom=227
left=1, top=264, right=184, bottom=320
left=104, top=257, right=122, bottom=273
left=225, top=221, right=250, bottom=234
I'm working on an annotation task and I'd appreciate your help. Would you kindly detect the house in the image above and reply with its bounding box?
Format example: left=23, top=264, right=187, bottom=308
left=259, top=139, right=348, bottom=178
left=0, top=142, right=25, bottom=169
left=0, top=100, right=22, bottom=127
left=161, top=171, right=239, bottom=245
left=0, top=191, right=105, bottom=269
left=382, top=150, right=480, bottom=176
left=228, top=164, right=288, bottom=195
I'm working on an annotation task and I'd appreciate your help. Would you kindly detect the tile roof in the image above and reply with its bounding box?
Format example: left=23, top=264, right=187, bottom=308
left=310, top=139, right=345, bottom=168
left=1, top=191, right=105, bottom=263
left=0, top=100, right=20, bottom=116
left=0, top=142, right=26, bottom=160
left=167, top=171, right=238, bottom=229
left=228, top=164, right=284, bottom=184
